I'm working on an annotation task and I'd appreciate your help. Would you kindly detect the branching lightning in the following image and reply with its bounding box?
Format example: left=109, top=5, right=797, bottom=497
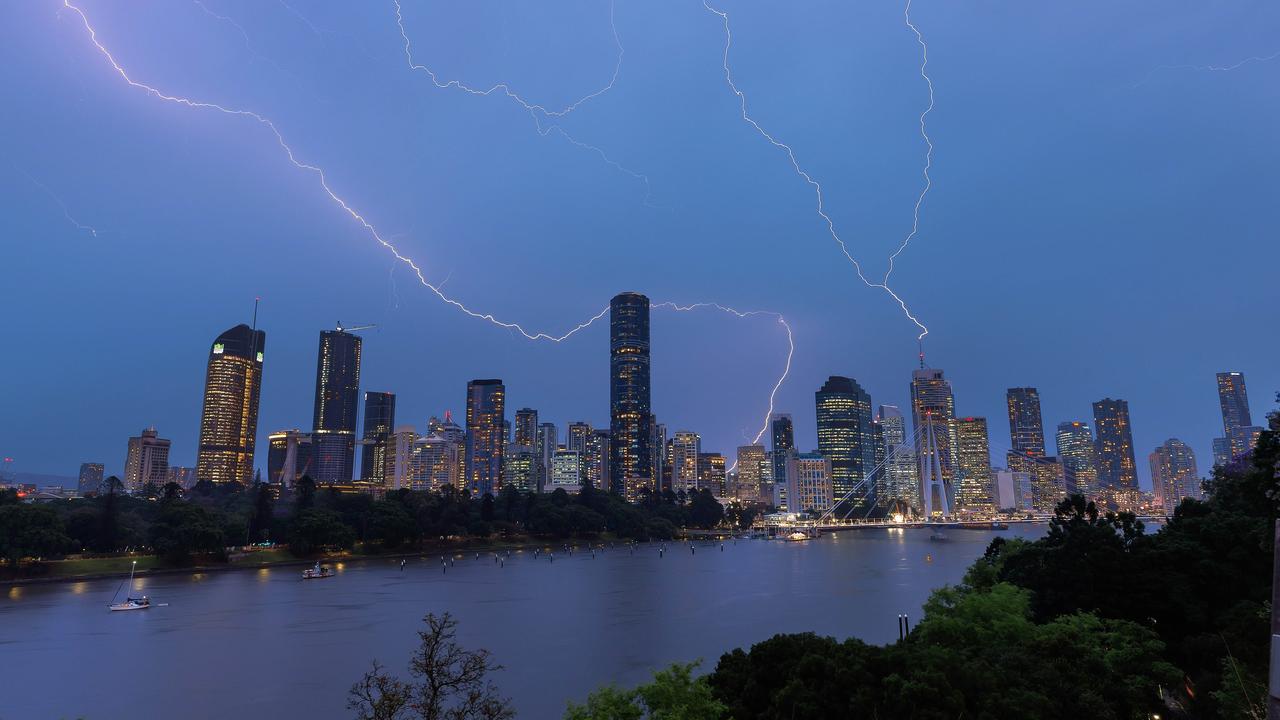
left=392, top=0, right=654, bottom=205
left=191, top=0, right=293, bottom=78
left=884, top=0, right=934, bottom=287
left=702, top=0, right=930, bottom=343
left=17, top=166, right=99, bottom=238
left=62, top=0, right=790, bottom=445
left=1136, top=50, right=1280, bottom=87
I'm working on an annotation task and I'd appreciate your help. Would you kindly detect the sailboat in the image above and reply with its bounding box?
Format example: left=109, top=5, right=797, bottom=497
left=108, top=560, right=151, bottom=611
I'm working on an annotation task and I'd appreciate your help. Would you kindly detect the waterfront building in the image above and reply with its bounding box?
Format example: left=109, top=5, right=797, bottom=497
left=77, top=462, right=104, bottom=496
left=697, top=453, right=726, bottom=495
left=734, top=445, right=767, bottom=503
left=993, top=468, right=1033, bottom=513
left=1030, top=457, right=1068, bottom=512
left=392, top=426, right=463, bottom=492
left=311, top=329, right=362, bottom=483
left=502, top=445, right=539, bottom=493
left=877, top=405, right=921, bottom=513
left=464, top=379, right=506, bottom=497
left=196, top=323, right=266, bottom=485
left=770, top=414, right=795, bottom=509
left=670, top=431, right=701, bottom=494
left=1216, top=372, right=1264, bottom=462
left=785, top=452, right=834, bottom=515
left=1150, top=438, right=1200, bottom=512
left=1092, top=398, right=1137, bottom=490
left=911, top=368, right=956, bottom=517
left=124, top=427, right=170, bottom=494
left=360, top=391, right=396, bottom=484
left=550, top=450, right=584, bottom=492
left=1055, top=421, right=1099, bottom=498
left=1212, top=436, right=1232, bottom=468
left=954, top=417, right=994, bottom=513
left=609, top=292, right=653, bottom=499
left=267, top=429, right=312, bottom=486
left=815, top=376, right=876, bottom=512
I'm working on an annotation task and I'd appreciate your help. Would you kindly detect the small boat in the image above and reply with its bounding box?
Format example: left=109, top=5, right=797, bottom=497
left=787, top=531, right=810, bottom=542
left=302, top=562, right=334, bottom=580
left=108, top=560, right=151, bottom=611
left=928, top=530, right=950, bottom=543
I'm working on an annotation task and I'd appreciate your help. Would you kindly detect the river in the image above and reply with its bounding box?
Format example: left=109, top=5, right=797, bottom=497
left=1, top=525, right=1044, bottom=719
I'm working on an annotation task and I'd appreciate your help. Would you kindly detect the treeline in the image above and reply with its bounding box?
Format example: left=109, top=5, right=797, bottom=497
left=561, top=406, right=1279, bottom=720
left=0, top=477, right=736, bottom=574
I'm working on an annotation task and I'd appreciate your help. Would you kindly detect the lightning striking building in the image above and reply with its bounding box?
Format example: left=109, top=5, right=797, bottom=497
left=195, top=323, right=265, bottom=485
left=609, top=292, right=653, bottom=500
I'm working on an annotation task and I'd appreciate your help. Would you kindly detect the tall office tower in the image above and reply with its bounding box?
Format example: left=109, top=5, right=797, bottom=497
left=1055, top=421, right=1099, bottom=497
left=536, top=422, right=558, bottom=492
left=567, top=422, right=593, bottom=455
left=312, top=329, right=362, bottom=483
left=584, top=430, right=611, bottom=490
left=609, top=292, right=652, bottom=500
left=878, top=405, right=921, bottom=514
left=785, top=453, right=835, bottom=515
left=514, top=408, right=539, bottom=447
left=502, top=420, right=511, bottom=455
left=697, top=453, right=726, bottom=494
left=1216, top=372, right=1263, bottom=460
left=650, top=419, right=666, bottom=491
left=1029, top=457, right=1067, bottom=512
left=1150, top=438, right=1200, bottom=512
left=360, top=392, right=396, bottom=483
left=464, top=379, right=506, bottom=497
left=814, top=376, right=876, bottom=512
left=502, top=446, right=538, bottom=493
left=1212, top=437, right=1232, bottom=468
left=1005, top=387, right=1046, bottom=464
left=1092, top=398, right=1137, bottom=490
left=670, top=431, right=701, bottom=494
left=124, top=427, right=170, bottom=494
left=196, top=324, right=266, bottom=485
left=77, top=462, right=104, bottom=496
left=267, top=429, right=313, bottom=486
left=770, top=413, right=795, bottom=506
left=872, top=419, right=886, bottom=500
left=549, top=450, right=584, bottom=491
left=428, top=413, right=465, bottom=443
left=954, top=417, right=994, bottom=513
left=735, top=445, right=767, bottom=503
left=911, top=368, right=956, bottom=516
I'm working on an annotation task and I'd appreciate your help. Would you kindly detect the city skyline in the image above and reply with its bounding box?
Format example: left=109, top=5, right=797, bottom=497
left=1, top=2, right=1276, bottom=496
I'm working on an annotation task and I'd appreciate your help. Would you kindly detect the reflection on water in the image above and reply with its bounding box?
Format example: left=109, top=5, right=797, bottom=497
left=2, top=526, right=1044, bottom=719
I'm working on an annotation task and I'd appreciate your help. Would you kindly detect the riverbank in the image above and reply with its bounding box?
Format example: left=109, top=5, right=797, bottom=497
left=2, top=535, right=646, bottom=587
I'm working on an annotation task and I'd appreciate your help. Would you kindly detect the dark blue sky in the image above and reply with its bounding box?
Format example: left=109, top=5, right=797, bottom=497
left=2, top=1, right=1276, bottom=488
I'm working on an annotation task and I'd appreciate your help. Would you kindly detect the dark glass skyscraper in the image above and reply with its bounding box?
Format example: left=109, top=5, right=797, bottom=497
left=1005, top=387, right=1046, bottom=460
left=770, top=413, right=794, bottom=508
left=1092, top=398, right=1137, bottom=490
left=464, top=379, right=506, bottom=497
left=609, top=292, right=652, bottom=500
left=196, top=323, right=266, bottom=485
left=1216, top=371, right=1261, bottom=460
left=312, top=329, right=362, bottom=483
left=360, top=391, right=396, bottom=483
left=814, top=376, right=875, bottom=511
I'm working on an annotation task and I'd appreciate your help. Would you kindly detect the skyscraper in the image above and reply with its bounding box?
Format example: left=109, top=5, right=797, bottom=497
left=785, top=453, right=834, bottom=515
left=1150, top=438, right=1199, bottom=512
left=1055, top=421, right=1098, bottom=498
left=514, top=408, right=539, bottom=448
left=670, top=431, right=701, bottom=494
left=1092, top=398, right=1137, bottom=490
left=585, top=430, right=611, bottom=491
left=877, top=405, right=920, bottom=513
left=567, top=422, right=592, bottom=455
left=77, top=462, right=104, bottom=496
left=911, top=368, right=956, bottom=517
left=124, top=427, right=170, bottom=494
left=734, top=445, right=767, bottom=503
left=609, top=292, right=652, bottom=500
left=196, top=323, right=266, bottom=485
left=536, top=422, right=557, bottom=493
left=360, top=392, right=396, bottom=483
left=312, top=329, right=362, bottom=483
left=1216, top=372, right=1262, bottom=461
left=814, top=376, right=876, bottom=512
left=1005, top=387, right=1046, bottom=472
left=954, top=417, right=994, bottom=513
left=464, top=379, right=505, bottom=497
left=770, top=413, right=795, bottom=507
left=697, top=453, right=726, bottom=494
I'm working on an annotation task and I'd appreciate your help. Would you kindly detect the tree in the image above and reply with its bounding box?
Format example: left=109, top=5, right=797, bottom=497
left=98, top=475, right=125, bottom=553
left=249, top=482, right=275, bottom=544
left=566, top=663, right=725, bottom=720
left=687, top=490, right=724, bottom=529
left=295, top=475, right=317, bottom=512
left=0, top=504, right=72, bottom=565
left=348, top=612, right=514, bottom=720
left=148, top=501, right=225, bottom=563
left=289, top=508, right=355, bottom=556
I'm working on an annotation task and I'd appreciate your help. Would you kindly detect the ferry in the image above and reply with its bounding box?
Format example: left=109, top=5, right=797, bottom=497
left=302, top=562, right=335, bottom=580
left=787, top=531, right=810, bottom=542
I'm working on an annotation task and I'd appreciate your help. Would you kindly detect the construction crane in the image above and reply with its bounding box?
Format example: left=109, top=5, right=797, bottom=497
left=335, top=321, right=376, bottom=333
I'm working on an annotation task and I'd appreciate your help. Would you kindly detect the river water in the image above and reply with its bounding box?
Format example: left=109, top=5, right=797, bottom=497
left=1, top=525, right=1043, bottom=719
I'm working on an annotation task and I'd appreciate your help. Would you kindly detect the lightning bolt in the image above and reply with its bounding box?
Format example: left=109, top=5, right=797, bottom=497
left=884, top=0, right=934, bottom=287
left=703, top=0, right=930, bottom=343
left=62, top=0, right=790, bottom=448
left=1136, top=49, right=1280, bottom=87
left=392, top=0, right=654, bottom=205
left=17, top=165, right=99, bottom=238
left=191, top=0, right=294, bottom=79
